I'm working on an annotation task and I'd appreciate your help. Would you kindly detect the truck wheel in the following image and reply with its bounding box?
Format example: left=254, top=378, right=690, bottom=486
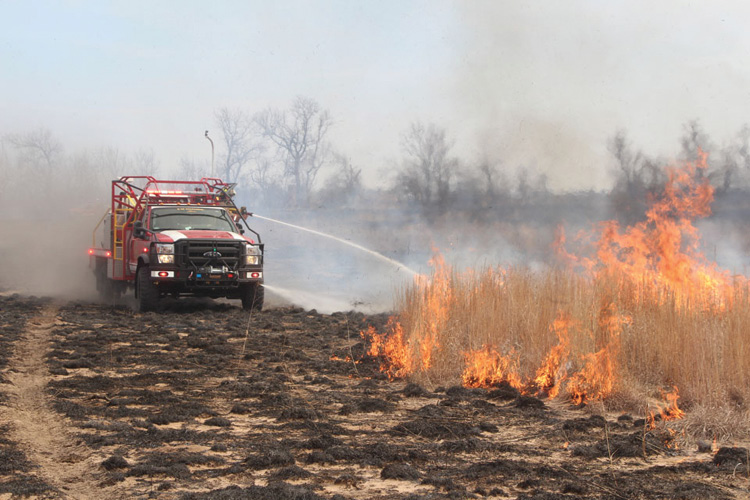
left=241, top=283, right=264, bottom=311
left=137, top=266, right=160, bottom=312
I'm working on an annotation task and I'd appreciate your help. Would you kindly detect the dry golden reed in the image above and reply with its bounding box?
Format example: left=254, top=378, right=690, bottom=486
left=365, top=153, right=750, bottom=439
left=365, top=260, right=750, bottom=437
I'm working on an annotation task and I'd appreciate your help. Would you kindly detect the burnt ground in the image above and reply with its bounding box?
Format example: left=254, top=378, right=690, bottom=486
left=0, top=294, right=748, bottom=499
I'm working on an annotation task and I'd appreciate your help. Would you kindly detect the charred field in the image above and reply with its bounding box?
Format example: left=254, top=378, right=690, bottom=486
left=0, top=293, right=748, bottom=499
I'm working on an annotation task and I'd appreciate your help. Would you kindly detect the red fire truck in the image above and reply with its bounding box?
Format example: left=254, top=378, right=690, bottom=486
left=89, top=176, right=264, bottom=312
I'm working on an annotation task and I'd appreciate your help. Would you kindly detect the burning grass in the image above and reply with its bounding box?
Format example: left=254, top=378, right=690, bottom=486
left=364, top=152, right=750, bottom=441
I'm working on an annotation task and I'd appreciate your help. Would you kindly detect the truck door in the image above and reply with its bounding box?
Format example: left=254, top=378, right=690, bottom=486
left=127, top=209, right=149, bottom=278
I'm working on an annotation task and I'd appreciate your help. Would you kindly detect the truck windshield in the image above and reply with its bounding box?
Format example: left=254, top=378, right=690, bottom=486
left=149, top=207, right=237, bottom=232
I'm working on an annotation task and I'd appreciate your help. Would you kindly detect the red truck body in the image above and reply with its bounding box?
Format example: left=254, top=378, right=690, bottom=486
left=89, top=176, right=264, bottom=311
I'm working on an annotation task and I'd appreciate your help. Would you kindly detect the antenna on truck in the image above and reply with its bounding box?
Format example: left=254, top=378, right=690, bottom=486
left=204, top=130, right=215, bottom=177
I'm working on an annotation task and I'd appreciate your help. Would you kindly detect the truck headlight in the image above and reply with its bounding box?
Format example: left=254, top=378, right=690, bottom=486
left=155, top=243, right=174, bottom=264
left=245, top=244, right=260, bottom=265
left=155, top=243, right=174, bottom=254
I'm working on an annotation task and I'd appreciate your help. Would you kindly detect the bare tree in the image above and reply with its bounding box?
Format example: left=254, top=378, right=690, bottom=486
left=132, top=148, right=160, bottom=177
left=608, top=129, right=664, bottom=224
left=244, top=156, right=287, bottom=208
left=680, top=120, right=713, bottom=163
left=516, top=166, right=531, bottom=200
left=395, top=122, right=458, bottom=217
left=718, top=125, right=750, bottom=191
left=6, top=127, right=62, bottom=172
left=451, top=158, right=509, bottom=222
left=215, top=108, right=257, bottom=184
left=177, top=157, right=209, bottom=181
left=478, top=159, right=501, bottom=201
left=610, top=130, right=640, bottom=185
left=678, top=120, right=742, bottom=193
left=248, top=155, right=278, bottom=192
left=735, top=125, right=750, bottom=172
left=66, top=149, right=95, bottom=190
left=255, top=96, right=332, bottom=206
left=92, top=146, right=133, bottom=182
left=316, top=152, right=362, bottom=207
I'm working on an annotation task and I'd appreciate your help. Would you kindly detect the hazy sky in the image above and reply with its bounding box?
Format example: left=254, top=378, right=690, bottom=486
left=3, top=1, right=750, bottom=190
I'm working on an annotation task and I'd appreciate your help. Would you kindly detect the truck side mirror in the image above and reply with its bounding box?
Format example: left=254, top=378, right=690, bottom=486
left=133, top=220, right=146, bottom=239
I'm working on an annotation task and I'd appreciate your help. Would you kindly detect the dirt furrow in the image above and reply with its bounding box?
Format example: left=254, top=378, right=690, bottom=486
left=1, top=304, right=113, bottom=499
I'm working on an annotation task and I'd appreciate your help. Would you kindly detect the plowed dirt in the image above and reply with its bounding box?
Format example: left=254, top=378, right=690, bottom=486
left=0, top=293, right=748, bottom=499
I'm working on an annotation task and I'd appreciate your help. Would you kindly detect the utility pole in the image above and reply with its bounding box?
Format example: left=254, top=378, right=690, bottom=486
left=204, top=130, right=215, bottom=178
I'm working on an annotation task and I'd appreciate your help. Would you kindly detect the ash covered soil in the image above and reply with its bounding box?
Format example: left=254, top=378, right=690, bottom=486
left=0, top=293, right=748, bottom=499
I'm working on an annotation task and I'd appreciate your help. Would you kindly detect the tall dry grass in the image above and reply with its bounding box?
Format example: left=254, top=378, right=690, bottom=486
left=367, top=257, right=750, bottom=440
left=363, top=154, right=750, bottom=439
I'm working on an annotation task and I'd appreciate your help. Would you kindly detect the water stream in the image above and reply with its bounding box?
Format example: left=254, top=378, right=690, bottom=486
left=262, top=284, right=387, bottom=314
left=251, top=213, right=419, bottom=277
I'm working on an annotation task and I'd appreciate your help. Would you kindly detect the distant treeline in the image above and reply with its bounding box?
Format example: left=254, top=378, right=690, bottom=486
left=3, top=101, right=750, bottom=228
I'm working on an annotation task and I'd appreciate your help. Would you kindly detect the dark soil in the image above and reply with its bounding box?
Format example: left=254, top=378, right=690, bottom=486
left=0, top=294, right=748, bottom=498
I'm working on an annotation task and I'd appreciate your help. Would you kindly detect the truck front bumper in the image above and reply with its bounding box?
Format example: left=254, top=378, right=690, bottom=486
left=147, top=266, right=263, bottom=296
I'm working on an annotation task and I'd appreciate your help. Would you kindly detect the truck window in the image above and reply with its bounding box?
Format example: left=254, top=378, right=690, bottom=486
left=150, top=207, right=237, bottom=232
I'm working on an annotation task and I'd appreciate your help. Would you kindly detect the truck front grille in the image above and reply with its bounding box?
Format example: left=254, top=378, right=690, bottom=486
left=176, top=240, right=243, bottom=270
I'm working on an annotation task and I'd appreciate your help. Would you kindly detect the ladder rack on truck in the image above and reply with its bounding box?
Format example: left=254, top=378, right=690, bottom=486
left=89, top=176, right=264, bottom=312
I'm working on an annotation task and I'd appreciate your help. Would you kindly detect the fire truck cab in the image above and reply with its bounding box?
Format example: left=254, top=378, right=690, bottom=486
left=89, top=176, right=264, bottom=312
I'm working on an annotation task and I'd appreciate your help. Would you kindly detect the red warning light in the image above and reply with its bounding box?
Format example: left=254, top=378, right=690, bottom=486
left=88, top=249, right=94, bottom=255
left=250, top=272, right=260, bottom=278
left=158, top=271, right=169, bottom=278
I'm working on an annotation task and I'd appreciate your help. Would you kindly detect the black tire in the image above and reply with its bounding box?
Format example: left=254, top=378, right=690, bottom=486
left=136, top=266, right=160, bottom=312
left=241, top=283, right=264, bottom=311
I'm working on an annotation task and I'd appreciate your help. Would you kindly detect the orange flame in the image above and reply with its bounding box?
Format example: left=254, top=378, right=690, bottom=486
left=567, top=302, right=628, bottom=404
left=648, top=386, right=686, bottom=429
left=361, top=250, right=453, bottom=379
left=661, top=386, right=685, bottom=421
left=415, top=251, right=451, bottom=372
left=329, top=354, right=353, bottom=362
left=556, top=150, right=739, bottom=312
left=532, top=311, right=571, bottom=398
left=462, top=345, right=523, bottom=390
left=363, top=319, right=414, bottom=379
left=365, top=152, right=725, bottom=415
